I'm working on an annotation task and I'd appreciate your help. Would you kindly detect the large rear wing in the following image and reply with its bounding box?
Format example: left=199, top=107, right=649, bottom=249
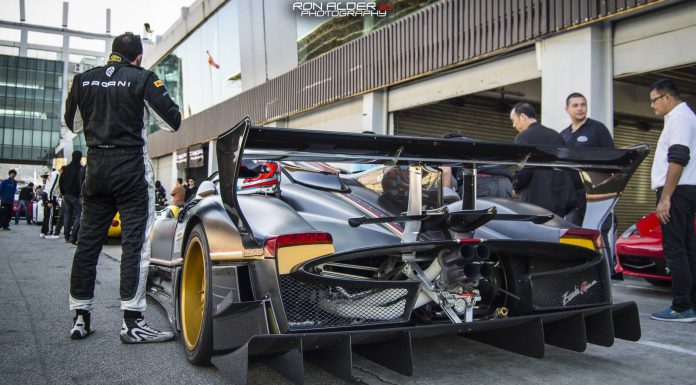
left=217, top=117, right=649, bottom=243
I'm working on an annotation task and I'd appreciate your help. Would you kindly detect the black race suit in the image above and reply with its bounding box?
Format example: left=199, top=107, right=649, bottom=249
left=64, top=52, right=181, bottom=312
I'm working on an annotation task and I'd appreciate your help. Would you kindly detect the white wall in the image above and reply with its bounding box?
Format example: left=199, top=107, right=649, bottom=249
left=614, top=1, right=696, bottom=77
left=155, top=153, right=173, bottom=194
left=388, top=50, right=539, bottom=112
left=362, top=90, right=388, bottom=134
left=238, top=0, right=298, bottom=90
left=537, top=25, right=613, bottom=132
left=287, top=96, right=363, bottom=132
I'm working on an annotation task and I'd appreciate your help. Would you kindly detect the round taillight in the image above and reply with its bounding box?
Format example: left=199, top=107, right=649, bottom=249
left=112, top=220, right=119, bottom=227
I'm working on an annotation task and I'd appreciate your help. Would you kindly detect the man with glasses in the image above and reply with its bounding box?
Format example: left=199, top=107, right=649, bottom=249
left=648, top=79, right=696, bottom=322
left=64, top=32, right=182, bottom=341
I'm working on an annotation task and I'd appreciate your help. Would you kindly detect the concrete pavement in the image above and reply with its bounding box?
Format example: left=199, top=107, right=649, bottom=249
left=1, top=223, right=231, bottom=385
left=1, top=222, right=695, bottom=385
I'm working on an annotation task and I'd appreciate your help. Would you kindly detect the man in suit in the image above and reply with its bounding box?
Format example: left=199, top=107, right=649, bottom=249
left=509, top=102, right=579, bottom=217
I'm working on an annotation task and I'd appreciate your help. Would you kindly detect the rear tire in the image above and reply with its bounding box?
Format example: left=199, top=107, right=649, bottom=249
left=645, top=278, right=671, bottom=287
left=180, top=224, right=214, bottom=365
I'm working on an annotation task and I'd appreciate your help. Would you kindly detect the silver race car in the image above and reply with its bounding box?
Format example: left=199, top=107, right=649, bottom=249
left=147, top=117, right=648, bottom=385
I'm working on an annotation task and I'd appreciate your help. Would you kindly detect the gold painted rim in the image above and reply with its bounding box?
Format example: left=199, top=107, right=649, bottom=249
left=181, top=237, right=205, bottom=352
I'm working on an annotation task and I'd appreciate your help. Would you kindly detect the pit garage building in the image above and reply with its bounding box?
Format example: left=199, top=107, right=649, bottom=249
left=144, top=0, right=696, bottom=232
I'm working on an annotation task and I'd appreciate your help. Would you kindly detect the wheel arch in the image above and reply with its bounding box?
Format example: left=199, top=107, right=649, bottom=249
left=175, top=199, right=250, bottom=331
left=184, top=198, right=249, bottom=261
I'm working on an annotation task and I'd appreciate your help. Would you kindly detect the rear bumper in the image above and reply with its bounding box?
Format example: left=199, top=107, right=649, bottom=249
left=211, top=302, right=640, bottom=384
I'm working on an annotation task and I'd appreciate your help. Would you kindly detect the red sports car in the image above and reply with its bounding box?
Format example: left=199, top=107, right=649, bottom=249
left=615, top=212, right=696, bottom=286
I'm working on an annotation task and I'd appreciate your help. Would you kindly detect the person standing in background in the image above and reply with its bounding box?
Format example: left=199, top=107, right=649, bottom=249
left=54, top=166, right=66, bottom=238
left=68, top=166, right=86, bottom=245
left=647, top=79, right=696, bottom=322
left=170, top=178, right=185, bottom=206
left=15, top=182, right=34, bottom=225
left=154, top=180, right=167, bottom=207
left=560, top=92, right=618, bottom=278
left=185, top=177, right=197, bottom=202
left=33, top=185, right=44, bottom=224
left=509, top=102, right=579, bottom=217
left=60, top=151, right=84, bottom=243
left=43, top=168, right=61, bottom=239
left=560, top=92, right=615, bottom=226
left=0, top=169, right=18, bottom=230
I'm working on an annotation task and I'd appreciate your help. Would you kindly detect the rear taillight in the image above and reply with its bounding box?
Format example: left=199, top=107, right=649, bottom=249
left=264, top=232, right=333, bottom=257
left=560, top=228, right=604, bottom=250
left=111, top=220, right=119, bottom=227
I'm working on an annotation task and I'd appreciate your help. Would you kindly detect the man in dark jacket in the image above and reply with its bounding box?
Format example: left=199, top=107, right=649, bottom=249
left=185, top=177, right=197, bottom=202
left=60, top=150, right=84, bottom=243
left=64, top=32, right=181, bottom=343
left=509, top=102, right=579, bottom=217
left=68, top=166, right=86, bottom=245
left=15, top=182, right=34, bottom=224
left=0, top=169, right=18, bottom=230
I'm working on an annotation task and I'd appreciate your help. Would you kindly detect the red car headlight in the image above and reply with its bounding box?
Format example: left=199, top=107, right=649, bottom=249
left=621, top=224, right=639, bottom=239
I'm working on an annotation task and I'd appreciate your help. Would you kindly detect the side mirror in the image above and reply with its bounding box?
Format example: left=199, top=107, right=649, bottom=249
left=195, top=180, right=217, bottom=199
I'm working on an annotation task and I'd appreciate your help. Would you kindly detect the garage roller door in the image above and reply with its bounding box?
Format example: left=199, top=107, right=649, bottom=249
left=613, top=120, right=661, bottom=233
left=394, top=97, right=521, bottom=142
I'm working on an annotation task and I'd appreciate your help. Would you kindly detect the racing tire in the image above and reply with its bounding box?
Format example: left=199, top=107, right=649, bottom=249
left=180, top=223, right=214, bottom=365
left=644, top=278, right=671, bottom=287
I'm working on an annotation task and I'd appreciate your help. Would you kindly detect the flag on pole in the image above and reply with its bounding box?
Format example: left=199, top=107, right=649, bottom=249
left=207, top=50, right=220, bottom=69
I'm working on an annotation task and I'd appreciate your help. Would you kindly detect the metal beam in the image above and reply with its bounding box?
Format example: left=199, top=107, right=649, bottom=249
left=0, top=20, right=111, bottom=40
left=0, top=40, right=104, bottom=57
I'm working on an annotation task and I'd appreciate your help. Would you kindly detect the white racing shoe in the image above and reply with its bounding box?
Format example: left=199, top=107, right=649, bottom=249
left=70, top=313, right=93, bottom=340
left=119, top=318, right=175, bottom=344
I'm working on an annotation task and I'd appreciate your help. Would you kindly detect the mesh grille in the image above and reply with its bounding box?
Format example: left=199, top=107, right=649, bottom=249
left=531, top=265, right=607, bottom=310
left=279, top=275, right=411, bottom=330
left=620, top=255, right=668, bottom=276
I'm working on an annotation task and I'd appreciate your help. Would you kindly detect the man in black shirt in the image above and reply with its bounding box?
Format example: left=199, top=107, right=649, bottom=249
left=59, top=150, right=84, bottom=243
left=15, top=182, right=34, bottom=224
left=560, top=93, right=619, bottom=276
left=64, top=32, right=181, bottom=343
left=561, top=93, right=614, bottom=148
left=510, top=102, right=579, bottom=217
left=561, top=92, right=615, bottom=225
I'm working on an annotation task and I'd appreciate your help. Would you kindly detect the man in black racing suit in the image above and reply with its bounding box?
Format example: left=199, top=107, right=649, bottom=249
left=64, top=32, right=182, bottom=343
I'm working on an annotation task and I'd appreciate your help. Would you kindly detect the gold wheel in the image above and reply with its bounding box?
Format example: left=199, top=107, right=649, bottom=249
left=181, top=236, right=206, bottom=351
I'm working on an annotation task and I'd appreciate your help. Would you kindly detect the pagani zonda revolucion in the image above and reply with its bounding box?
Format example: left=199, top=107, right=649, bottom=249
left=147, top=118, right=648, bottom=384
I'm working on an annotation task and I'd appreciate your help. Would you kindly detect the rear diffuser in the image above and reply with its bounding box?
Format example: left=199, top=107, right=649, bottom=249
left=211, top=301, right=641, bottom=385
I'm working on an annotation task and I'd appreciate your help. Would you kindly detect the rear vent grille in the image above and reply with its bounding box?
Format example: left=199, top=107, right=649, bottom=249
left=279, top=275, right=416, bottom=331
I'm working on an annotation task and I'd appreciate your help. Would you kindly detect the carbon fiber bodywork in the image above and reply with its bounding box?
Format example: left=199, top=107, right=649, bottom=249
left=147, top=118, right=648, bottom=385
